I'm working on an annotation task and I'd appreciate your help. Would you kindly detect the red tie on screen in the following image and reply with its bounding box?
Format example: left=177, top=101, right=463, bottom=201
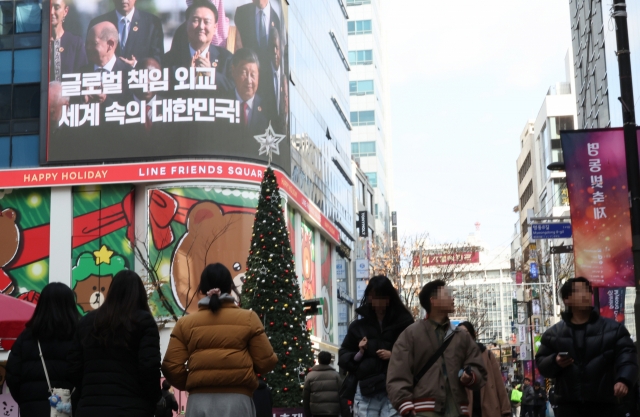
left=145, top=105, right=152, bottom=132
left=242, top=102, right=249, bottom=125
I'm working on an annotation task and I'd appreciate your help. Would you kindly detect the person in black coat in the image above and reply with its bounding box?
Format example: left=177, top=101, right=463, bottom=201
left=6, top=283, right=80, bottom=417
left=253, top=379, right=273, bottom=417
left=338, top=275, right=414, bottom=416
left=88, top=0, right=164, bottom=66
left=67, top=270, right=162, bottom=417
left=49, top=0, right=88, bottom=81
left=535, top=277, right=638, bottom=417
left=159, top=380, right=179, bottom=417
left=532, top=381, right=547, bottom=417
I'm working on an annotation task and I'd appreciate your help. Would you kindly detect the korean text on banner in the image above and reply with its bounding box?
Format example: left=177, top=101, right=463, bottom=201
left=561, top=129, right=634, bottom=287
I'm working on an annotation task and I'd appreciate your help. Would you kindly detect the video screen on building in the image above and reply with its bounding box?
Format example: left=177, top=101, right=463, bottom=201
left=45, top=0, right=290, bottom=172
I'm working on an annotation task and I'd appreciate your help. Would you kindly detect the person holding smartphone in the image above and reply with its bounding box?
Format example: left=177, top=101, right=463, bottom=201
left=535, top=277, right=638, bottom=417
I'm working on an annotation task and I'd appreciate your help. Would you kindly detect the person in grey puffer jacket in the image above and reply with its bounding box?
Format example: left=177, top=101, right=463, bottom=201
left=303, top=351, right=342, bottom=417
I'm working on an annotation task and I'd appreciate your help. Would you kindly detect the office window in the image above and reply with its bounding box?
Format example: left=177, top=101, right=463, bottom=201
left=0, top=48, right=41, bottom=84
left=349, top=80, right=374, bottom=95
left=357, top=179, right=364, bottom=206
left=365, top=172, right=377, bottom=187
left=0, top=85, right=10, bottom=119
left=0, top=135, right=38, bottom=167
left=0, top=2, right=14, bottom=35
left=368, top=191, right=374, bottom=215
left=346, top=0, right=371, bottom=4
left=352, top=141, right=376, bottom=157
left=348, top=20, right=372, bottom=35
left=350, top=110, right=374, bottom=126
left=15, top=1, right=41, bottom=33
left=14, top=48, right=40, bottom=82
left=348, top=49, right=372, bottom=65
left=12, top=83, right=39, bottom=118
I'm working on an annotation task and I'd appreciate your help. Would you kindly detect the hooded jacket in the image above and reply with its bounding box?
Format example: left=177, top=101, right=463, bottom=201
left=338, top=304, right=414, bottom=384
left=162, top=295, right=278, bottom=397
left=535, top=308, right=638, bottom=405
left=303, top=364, right=342, bottom=416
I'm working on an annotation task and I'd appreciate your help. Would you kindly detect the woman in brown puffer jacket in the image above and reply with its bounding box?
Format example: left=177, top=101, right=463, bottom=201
left=162, top=263, right=278, bottom=417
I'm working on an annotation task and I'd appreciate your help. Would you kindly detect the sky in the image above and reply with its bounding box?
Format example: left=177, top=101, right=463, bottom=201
left=386, top=0, right=573, bottom=250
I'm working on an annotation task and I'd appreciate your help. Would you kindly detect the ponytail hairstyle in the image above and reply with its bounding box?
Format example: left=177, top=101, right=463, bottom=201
left=199, top=263, right=234, bottom=313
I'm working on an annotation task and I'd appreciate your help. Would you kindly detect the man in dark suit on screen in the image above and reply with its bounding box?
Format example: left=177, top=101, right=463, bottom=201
left=164, top=0, right=233, bottom=94
left=228, top=48, right=270, bottom=137
left=234, top=0, right=281, bottom=57
left=88, top=0, right=164, bottom=67
left=80, top=21, right=133, bottom=107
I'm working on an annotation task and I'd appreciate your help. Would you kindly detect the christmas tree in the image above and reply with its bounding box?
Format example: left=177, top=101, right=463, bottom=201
left=242, top=167, right=314, bottom=408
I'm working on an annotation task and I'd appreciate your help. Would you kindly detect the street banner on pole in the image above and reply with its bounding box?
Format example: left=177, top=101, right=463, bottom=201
left=599, top=287, right=626, bottom=324
left=561, top=129, right=634, bottom=287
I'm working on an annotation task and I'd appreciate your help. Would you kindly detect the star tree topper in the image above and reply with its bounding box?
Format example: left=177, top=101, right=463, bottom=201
left=254, top=122, right=286, bottom=164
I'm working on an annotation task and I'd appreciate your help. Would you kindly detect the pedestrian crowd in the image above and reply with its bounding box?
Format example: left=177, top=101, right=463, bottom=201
left=5, top=272, right=638, bottom=417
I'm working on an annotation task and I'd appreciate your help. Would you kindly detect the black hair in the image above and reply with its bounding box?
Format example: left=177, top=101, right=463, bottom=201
left=533, top=381, right=541, bottom=387
left=162, top=380, right=171, bottom=390
left=26, top=282, right=79, bottom=341
left=186, top=0, right=218, bottom=23
left=560, top=277, right=592, bottom=301
left=524, top=377, right=531, bottom=382
left=318, top=351, right=332, bottom=365
left=457, top=321, right=476, bottom=341
left=419, top=279, right=446, bottom=314
left=359, top=275, right=410, bottom=318
left=232, top=47, right=260, bottom=70
left=199, top=263, right=234, bottom=313
left=88, top=269, right=150, bottom=349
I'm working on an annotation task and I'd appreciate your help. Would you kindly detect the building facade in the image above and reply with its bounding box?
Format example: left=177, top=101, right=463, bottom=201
left=0, top=0, right=360, bottom=360
left=569, top=0, right=640, bottom=129
left=347, top=0, right=393, bottom=241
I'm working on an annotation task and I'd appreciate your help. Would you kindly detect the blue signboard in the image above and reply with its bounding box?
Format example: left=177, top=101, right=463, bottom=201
left=530, top=262, right=539, bottom=280
left=531, top=223, right=572, bottom=239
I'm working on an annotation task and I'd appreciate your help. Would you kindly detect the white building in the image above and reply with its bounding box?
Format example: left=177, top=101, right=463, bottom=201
left=347, top=0, right=393, bottom=241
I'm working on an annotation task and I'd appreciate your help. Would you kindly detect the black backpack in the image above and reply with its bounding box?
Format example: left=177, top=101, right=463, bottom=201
left=154, top=394, right=168, bottom=417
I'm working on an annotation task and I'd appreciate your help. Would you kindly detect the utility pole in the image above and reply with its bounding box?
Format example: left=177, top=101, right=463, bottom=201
left=612, top=0, right=640, bottom=367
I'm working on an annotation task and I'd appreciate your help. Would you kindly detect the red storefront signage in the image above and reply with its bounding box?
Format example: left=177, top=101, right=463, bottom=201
left=0, top=160, right=340, bottom=243
left=412, top=251, right=480, bottom=267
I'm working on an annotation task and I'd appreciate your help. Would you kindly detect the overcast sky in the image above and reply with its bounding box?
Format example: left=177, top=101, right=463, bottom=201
left=386, top=0, right=572, bottom=250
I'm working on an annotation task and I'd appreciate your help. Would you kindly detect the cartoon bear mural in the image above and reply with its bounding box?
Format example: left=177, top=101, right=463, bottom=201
left=72, top=248, right=126, bottom=313
left=0, top=208, right=19, bottom=295
left=171, top=201, right=254, bottom=314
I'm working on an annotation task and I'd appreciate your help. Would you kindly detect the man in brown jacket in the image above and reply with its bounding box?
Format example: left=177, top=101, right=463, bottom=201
left=386, top=280, right=487, bottom=417
left=303, top=351, right=342, bottom=417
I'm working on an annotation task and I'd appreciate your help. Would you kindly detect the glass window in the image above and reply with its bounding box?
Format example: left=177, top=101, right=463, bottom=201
left=0, top=136, right=9, bottom=167
left=348, top=19, right=372, bottom=35
left=346, top=0, right=371, bottom=4
left=350, top=110, right=374, bottom=126
left=348, top=49, right=372, bottom=65
left=12, top=83, right=39, bottom=118
left=368, top=191, right=374, bottom=215
left=357, top=179, right=364, bottom=205
left=365, top=172, right=377, bottom=187
left=0, top=50, right=11, bottom=84
left=353, top=141, right=376, bottom=156
left=14, top=48, right=40, bottom=83
left=0, top=2, right=14, bottom=35
left=15, top=1, right=41, bottom=33
left=11, top=134, right=38, bottom=166
left=350, top=80, right=374, bottom=95
left=0, top=85, right=10, bottom=119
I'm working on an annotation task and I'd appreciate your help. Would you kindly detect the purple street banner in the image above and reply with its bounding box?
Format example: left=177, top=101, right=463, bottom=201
left=561, top=129, right=634, bottom=287
left=599, top=287, right=626, bottom=324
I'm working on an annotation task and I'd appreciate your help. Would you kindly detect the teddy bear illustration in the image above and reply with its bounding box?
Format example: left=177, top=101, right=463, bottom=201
left=0, top=208, right=19, bottom=295
left=171, top=201, right=253, bottom=314
left=72, top=248, right=126, bottom=313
